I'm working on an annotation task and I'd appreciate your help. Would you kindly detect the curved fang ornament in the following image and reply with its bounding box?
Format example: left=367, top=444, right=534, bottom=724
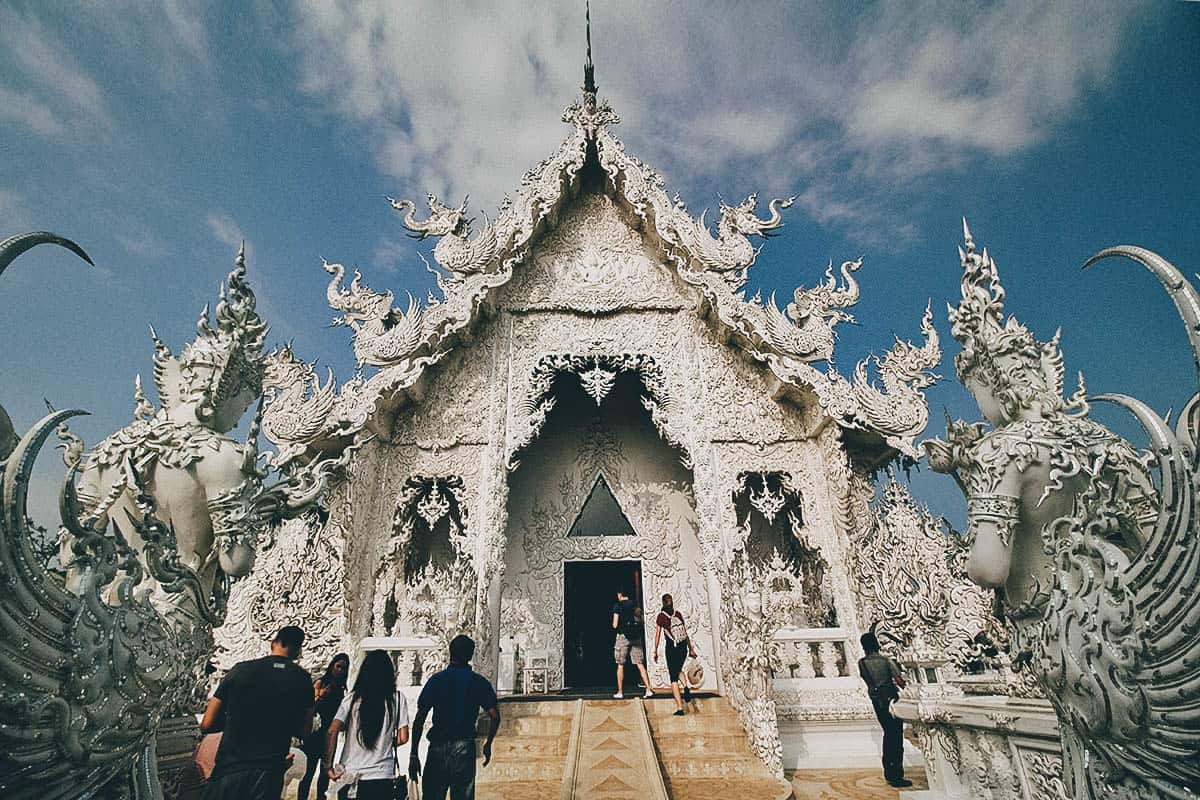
left=1, top=232, right=94, bottom=461
left=1083, top=245, right=1200, bottom=375
left=0, top=231, right=93, bottom=277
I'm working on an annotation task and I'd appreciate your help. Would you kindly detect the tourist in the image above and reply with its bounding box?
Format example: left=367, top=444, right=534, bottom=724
left=298, top=652, right=350, bottom=800
left=653, top=593, right=698, bottom=715
left=324, top=650, right=410, bottom=800
left=408, top=634, right=500, bottom=800
left=199, top=626, right=315, bottom=800
left=612, top=587, right=653, bottom=699
left=857, top=629, right=912, bottom=788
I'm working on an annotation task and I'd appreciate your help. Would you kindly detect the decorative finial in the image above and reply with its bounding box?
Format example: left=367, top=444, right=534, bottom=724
left=133, top=374, right=155, bottom=421
left=583, top=0, right=596, bottom=95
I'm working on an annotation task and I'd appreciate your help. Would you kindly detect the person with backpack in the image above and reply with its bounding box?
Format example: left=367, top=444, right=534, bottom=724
left=612, top=587, right=653, bottom=699
left=324, top=650, right=411, bottom=800
left=858, top=629, right=911, bottom=789
left=653, top=593, right=698, bottom=715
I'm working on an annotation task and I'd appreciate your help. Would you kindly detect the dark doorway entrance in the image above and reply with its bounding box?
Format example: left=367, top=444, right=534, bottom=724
left=563, top=560, right=643, bottom=690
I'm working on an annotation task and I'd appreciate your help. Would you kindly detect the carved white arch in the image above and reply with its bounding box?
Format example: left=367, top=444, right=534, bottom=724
left=506, top=352, right=694, bottom=471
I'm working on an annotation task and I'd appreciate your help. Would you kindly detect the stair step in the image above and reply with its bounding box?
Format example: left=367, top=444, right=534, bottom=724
left=643, top=714, right=743, bottom=735
left=665, top=777, right=791, bottom=800
left=660, top=756, right=768, bottom=779
left=477, top=756, right=570, bottom=783
left=486, top=735, right=571, bottom=757
left=500, top=716, right=574, bottom=736
left=469, top=779, right=561, bottom=800
left=497, top=700, right=577, bottom=717
left=651, top=732, right=752, bottom=755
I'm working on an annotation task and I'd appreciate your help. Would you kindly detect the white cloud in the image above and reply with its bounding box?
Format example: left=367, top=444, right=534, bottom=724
left=114, top=227, right=168, bottom=260
left=0, top=8, right=111, bottom=131
left=207, top=212, right=247, bottom=255
left=0, top=86, right=65, bottom=136
left=287, top=1, right=1139, bottom=235
left=843, top=3, right=1129, bottom=156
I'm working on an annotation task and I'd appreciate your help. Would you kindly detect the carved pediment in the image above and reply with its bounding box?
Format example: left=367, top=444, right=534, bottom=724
left=500, top=192, right=689, bottom=315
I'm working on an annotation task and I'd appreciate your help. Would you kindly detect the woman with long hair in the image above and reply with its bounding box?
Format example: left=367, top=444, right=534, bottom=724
left=325, top=650, right=410, bottom=800
left=298, top=653, right=350, bottom=800
left=653, top=593, right=698, bottom=715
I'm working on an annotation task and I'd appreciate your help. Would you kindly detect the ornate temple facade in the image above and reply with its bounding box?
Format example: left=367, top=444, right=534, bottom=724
left=216, top=61, right=946, bottom=773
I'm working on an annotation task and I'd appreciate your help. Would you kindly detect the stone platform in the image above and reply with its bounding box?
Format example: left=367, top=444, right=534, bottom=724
left=787, top=768, right=930, bottom=799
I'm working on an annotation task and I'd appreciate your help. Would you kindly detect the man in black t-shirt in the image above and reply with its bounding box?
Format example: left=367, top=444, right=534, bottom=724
left=199, top=625, right=314, bottom=800
left=612, top=587, right=653, bottom=699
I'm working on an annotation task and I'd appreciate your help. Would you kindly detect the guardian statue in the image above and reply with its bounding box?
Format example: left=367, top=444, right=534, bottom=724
left=1, top=237, right=341, bottom=799
left=925, top=223, right=1199, bottom=798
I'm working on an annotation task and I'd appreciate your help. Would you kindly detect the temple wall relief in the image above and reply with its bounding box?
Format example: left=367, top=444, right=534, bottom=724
left=499, top=371, right=713, bottom=691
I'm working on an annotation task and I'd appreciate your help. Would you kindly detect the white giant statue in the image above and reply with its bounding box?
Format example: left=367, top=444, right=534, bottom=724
left=0, top=240, right=342, bottom=799
left=924, top=222, right=1200, bottom=799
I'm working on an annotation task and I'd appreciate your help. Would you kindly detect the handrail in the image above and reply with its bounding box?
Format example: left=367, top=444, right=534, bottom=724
left=558, top=699, right=584, bottom=800
left=636, top=699, right=671, bottom=800
left=770, top=626, right=848, bottom=641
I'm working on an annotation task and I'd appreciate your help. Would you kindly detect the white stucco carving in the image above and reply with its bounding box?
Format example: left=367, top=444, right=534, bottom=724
left=922, top=224, right=1199, bottom=798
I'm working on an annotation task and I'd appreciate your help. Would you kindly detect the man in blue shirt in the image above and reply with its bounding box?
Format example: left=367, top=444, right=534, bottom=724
left=409, top=635, right=500, bottom=800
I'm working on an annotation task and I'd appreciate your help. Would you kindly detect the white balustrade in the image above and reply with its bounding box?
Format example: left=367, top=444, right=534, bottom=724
left=358, top=635, right=442, bottom=686
left=770, top=627, right=851, bottom=679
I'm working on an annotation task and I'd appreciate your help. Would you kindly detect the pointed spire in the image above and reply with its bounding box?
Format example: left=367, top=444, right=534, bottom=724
left=583, top=0, right=597, bottom=95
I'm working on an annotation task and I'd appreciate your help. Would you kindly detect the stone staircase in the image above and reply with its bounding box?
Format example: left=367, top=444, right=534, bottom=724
left=643, top=696, right=793, bottom=800
left=475, top=698, right=575, bottom=800
left=475, top=696, right=792, bottom=799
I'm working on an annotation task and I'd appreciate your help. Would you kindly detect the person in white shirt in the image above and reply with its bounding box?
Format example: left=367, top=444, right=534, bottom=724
left=324, top=650, right=411, bottom=800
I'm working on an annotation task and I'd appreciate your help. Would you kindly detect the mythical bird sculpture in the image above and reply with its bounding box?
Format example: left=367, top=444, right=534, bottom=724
left=324, top=259, right=427, bottom=368
left=759, top=258, right=862, bottom=362
left=260, top=344, right=337, bottom=467
left=923, top=222, right=1197, bottom=798
left=674, top=192, right=795, bottom=288
left=388, top=193, right=498, bottom=278
left=849, top=303, right=941, bottom=439
left=1, top=244, right=344, bottom=798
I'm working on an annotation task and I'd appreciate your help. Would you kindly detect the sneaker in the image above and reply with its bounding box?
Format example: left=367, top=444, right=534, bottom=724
left=644, top=689, right=654, bottom=698
left=887, top=778, right=913, bottom=788
left=673, top=709, right=685, bottom=716
left=613, top=693, right=624, bottom=699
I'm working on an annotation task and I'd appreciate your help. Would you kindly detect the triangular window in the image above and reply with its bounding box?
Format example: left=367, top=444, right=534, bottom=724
left=567, top=474, right=636, bottom=537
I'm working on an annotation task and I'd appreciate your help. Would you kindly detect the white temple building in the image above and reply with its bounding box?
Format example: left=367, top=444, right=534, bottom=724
left=216, top=39, right=956, bottom=783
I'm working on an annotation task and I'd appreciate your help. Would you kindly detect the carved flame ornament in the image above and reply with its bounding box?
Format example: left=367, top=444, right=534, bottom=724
left=925, top=222, right=1199, bottom=798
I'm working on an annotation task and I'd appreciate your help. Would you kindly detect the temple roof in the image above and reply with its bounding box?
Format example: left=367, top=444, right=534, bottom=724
left=261, top=56, right=940, bottom=466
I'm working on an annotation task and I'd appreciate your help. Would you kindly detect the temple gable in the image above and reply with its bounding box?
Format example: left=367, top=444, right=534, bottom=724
left=499, top=192, right=692, bottom=315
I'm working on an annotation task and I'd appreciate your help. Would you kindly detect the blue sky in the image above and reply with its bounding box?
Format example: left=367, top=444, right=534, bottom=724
left=1, top=1, right=1197, bottom=527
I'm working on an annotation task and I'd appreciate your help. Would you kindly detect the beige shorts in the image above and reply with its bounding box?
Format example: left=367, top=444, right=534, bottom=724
left=614, top=634, right=645, bottom=665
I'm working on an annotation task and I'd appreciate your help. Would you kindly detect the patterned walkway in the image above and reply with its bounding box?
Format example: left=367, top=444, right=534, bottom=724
left=565, top=699, right=669, bottom=800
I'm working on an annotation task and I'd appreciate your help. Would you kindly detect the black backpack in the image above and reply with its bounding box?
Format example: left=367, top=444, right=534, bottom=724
left=622, top=605, right=643, bottom=638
